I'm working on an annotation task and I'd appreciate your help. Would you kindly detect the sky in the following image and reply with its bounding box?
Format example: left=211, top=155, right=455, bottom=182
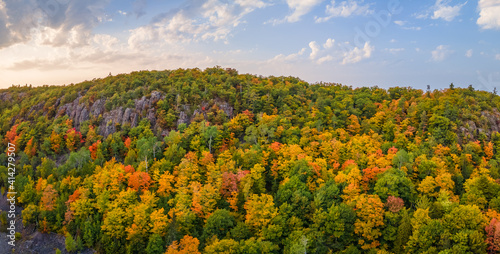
left=0, top=0, right=499, bottom=91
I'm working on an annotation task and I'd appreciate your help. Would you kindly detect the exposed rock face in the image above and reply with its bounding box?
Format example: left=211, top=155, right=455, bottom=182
left=0, top=92, right=12, bottom=102
left=11, top=89, right=236, bottom=137
left=47, top=91, right=166, bottom=137
left=176, top=100, right=234, bottom=127
left=482, top=110, right=500, bottom=133
left=177, top=105, right=191, bottom=126
left=57, top=96, right=90, bottom=127
left=28, top=102, right=44, bottom=117
left=90, top=99, right=105, bottom=117
left=457, top=109, right=500, bottom=141
left=218, top=101, right=234, bottom=118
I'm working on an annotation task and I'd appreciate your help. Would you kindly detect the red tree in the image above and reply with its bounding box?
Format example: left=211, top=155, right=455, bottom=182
left=89, top=141, right=101, bottom=160
left=386, top=196, right=405, bottom=213
left=486, top=218, right=500, bottom=253
left=128, top=171, right=152, bottom=191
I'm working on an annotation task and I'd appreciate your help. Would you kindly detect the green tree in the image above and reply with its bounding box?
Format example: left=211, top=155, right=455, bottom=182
left=65, top=232, right=77, bottom=253
left=202, top=209, right=235, bottom=242
left=374, top=168, right=415, bottom=203
left=146, top=233, right=165, bottom=254
left=203, top=125, right=218, bottom=153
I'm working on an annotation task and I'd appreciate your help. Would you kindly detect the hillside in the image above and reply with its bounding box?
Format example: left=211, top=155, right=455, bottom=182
left=1, top=67, right=500, bottom=253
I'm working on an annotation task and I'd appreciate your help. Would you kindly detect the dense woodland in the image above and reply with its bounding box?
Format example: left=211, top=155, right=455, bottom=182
left=1, top=67, right=500, bottom=253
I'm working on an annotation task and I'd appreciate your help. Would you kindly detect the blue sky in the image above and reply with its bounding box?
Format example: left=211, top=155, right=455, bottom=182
left=0, top=0, right=499, bottom=91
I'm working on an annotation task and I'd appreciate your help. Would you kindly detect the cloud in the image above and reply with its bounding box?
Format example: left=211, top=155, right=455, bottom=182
left=477, top=0, right=500, bottom=30
left=309, top=41, right=320, bottom=59
left=283, top=0, right=324, bottom=23
left=315, top=0, right=372, bottom=23
left=309, top=38, right=339, bottom=64
left=235, top=0, right=269, bottom=9
left=386, top=48, right=405, bottom=54
left=270, top=37, right=373, bottom=66
left=0, top=0, right=110, bottom=49
left=7, top=58, right=71, bottom=71
left=402, top=26, right=422, bottom=30
left=496, top=54, right=500, bottom=60
left=431, top=45, right=454, bottom=61
left=465, top=49, right=473, bottom=57
left=394, top=20, right=421, bottom=30
left=6, top=33, right=135, bottom=72
left=432, top=0, right=467, bottom=21
left=129, top=0, right=269, bottom=47
left=317, top=55, right=333, bottom=64
left=268, top=48, right=307, bottom=62
left=394, top=20, right=406, bottom=26
left=416, top=0, right=466, bottom=22
left=342, top=42, right=373, bottom=64
left=323, top=38, right=335, bottom=49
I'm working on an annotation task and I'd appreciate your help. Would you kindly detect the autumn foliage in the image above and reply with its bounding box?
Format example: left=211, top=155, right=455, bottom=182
left=2, top=68, right=500, bottom=254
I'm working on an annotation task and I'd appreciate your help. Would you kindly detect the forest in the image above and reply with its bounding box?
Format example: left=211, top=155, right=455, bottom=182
left=0, top=67, right=500, bottom=253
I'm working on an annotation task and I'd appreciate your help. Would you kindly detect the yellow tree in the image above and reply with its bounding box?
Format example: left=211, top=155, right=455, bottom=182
left=50, top=130, right=63, bottom=154
left=347, top=115, right=361, bottom=135
left=244, top=194, right=278, bottom=236
left=40, top=184, right=58, bottom=211
left=354, top=194, right=385, bottom=250
left=165, top=235, right=201, bottom=254
left=126, top=191, right=157, bottom=243
left=418, top=176, right=437, bottom=198
left=101, top=189, right=137, bottom=239
left=150, top=208, right=170, bottom=236
left=191, top=182, right=220, bottom=220
left=24, top=137, right=37, bottom=158
left=157, top=171, right=176, bottom=197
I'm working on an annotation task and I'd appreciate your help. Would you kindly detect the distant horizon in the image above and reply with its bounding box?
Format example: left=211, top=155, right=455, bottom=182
left=1, top=0, right=499, bottom=92
left=1, top=67, right=496, bottom=96
left=0, top=67, right=495, bottom=95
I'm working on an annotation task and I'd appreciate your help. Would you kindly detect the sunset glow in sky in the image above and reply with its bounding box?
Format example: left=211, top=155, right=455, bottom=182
left=0, top=0, right=499, bottom=91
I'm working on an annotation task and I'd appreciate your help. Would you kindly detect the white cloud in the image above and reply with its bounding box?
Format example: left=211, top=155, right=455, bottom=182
left=402, top=26, right=422, bottom=31
left=496, top=54, right=500, bottom=60
left=432, top=0, right=467, bottom=21
left=269, top=48, right=307, bottom=62
left=387, top=48, right=405, bottom=54
left=477, top=0, right=500, bottom=30
left=416, top=0, right=466, bottom=22
left=0, top=0, right=111, bottom=49
left=342, top=42, right=373, bottom=64
left=465, top=49, right=473, bottom=57
left=309, top=41, right=320, bottom=59
left=323, top=38, right=335, bottom=49
left=317, top=55, right=333, bottom=64
left=394, top=20, right=422, bottom=30
left=315, top=0, right=372, bottom=23
left=129, top=0, right=270, bottom=47
left=415, top=13, right=430, bottom=19
left=93, top=34, right=120, bottom=50
left=394, top=20, right=406, bottom=26
left=431, top=45, right=454, bottom=61
left=236, top=0, right=269, bottom=9
left=281, top=0, right=324, bottom=23
left=271, top=38, right=373, bottom=66
left=1, top=0, right=275, bottom=87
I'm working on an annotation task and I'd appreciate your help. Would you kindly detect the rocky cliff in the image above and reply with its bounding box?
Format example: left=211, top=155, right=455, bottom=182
left=24, top=90, right=234, bottom=138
